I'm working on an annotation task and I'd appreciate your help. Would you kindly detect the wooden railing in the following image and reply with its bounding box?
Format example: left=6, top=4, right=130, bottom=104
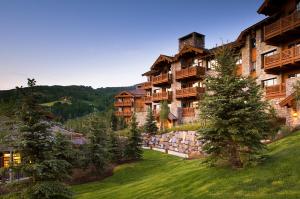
left=115, top=111, right=133, bottom=117
left=264, top=45, right=300, bottom=70
left=152, top=91, right=172, bottom=102
left=152, top=73, right=171, bottom=86
left=114, top=101, right=133, bottom=107
left=265, top=83, right=286, bottom=99
left=182, top=107, right=195, bottom=117
left=264, top=10, right=300, bottom=40
left=143, top=96, right=152, bottom=104
left=176, top=87, right=205, bottom=98
left=141, top=81, right=152, bottom=90
left=175, top=66, right=205, bottom=80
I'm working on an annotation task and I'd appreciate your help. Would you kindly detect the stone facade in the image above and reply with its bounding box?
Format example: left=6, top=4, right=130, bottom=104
left=142, top=131, right=203, bottom=158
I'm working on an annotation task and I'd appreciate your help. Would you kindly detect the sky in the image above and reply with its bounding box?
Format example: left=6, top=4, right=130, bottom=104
left=0, top=0, right=265, bottom=90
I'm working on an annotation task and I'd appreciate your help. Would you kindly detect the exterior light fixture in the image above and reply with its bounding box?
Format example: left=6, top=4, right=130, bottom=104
left=293, top=112, right=298, bottom=117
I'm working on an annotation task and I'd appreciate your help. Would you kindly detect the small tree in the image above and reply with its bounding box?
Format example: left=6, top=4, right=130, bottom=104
left=125, top=114, right=143, bottom=160
left=88, top=117, right=110, bottom=174
left=110, top=112, right=118, bottom=131
left=159, top=101, right=170, bottom=131
left=199, top=47, right=272, bottom=168
left=109, top=132, right=123, bottom=163
left=144, top=107, right=158, bottom=135
left=18, top=78, right=72, bottom=199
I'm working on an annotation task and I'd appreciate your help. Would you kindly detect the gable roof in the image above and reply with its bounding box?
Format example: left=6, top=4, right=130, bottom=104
left=279, top=92, right=295, bottom=107
left=115, top=91, right=134, bottom=98
left=150, top=54, right=174, bottom=70
left=128, top=89, right=146, bottom=97
left=174, top=45, right=207, bottom=61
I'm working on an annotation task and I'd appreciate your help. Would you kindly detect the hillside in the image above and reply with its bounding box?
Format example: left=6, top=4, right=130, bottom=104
left=0, top=85, right=134, bottom=121
left=73, top=132, right=300, bottom=199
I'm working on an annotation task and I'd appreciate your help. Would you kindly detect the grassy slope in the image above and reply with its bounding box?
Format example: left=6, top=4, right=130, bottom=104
left=73, top=132, right=300, bottom=199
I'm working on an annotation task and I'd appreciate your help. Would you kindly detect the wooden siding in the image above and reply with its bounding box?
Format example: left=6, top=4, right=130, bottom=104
left=264, top=10, right=300, bottom=41
left=152, top=91, right=172, bottom=102
left=264, top=45, right=300, bottom=72
left=265, top=83, right=286, bottom=99
left=152, top=73, right=172, bottom=86
left=182, top=107, right=195, bottom=117
left=176, top=87, right=205, bottom=98
left=175, top=66, right=205, bottom=80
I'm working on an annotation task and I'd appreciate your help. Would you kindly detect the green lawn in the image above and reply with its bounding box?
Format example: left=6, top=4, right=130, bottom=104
left=73, top=132, right=300, bottom=199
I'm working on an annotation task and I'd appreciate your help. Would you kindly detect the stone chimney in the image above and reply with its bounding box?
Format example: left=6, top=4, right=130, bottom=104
left=178, top=32, right=205, bottom=51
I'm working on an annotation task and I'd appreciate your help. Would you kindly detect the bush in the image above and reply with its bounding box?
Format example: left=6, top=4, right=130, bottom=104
left=26, top=181, right=73, bottom=199
left=278, top=125, right=292, bottom=139
left=159, top=122, right=203, bottom=134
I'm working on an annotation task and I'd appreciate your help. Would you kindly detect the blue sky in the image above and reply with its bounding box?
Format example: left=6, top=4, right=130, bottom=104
left=0, top=0, right=265, bottom=90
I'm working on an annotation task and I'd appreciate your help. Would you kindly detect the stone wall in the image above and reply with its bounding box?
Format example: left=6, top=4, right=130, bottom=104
left=142, top=131, right=203, bottom=158
left=136, top=111, right=147, bottom=127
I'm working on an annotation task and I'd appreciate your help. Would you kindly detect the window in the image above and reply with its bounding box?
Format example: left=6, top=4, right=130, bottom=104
left=236, top=55, right=242, bottom=65
left=250, top=61, right=256, bottom=72
left=262, top=78, right=277, bottom=87
left=288, top=73, right=300, bottom=78
left=261, top=50, right=277, bottom=68
left=250, top=37, right=256, bottom=48
left=297, top=1, right=300, bottom=11
left=207, top=59, right=216, bottom=70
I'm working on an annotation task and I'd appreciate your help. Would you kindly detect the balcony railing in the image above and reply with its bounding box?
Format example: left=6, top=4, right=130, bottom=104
left=264, top=45, right=300, bottom=71
left=264, top=10, right=300, bottom=41
left=141, top=81, right=152, bottom=90
left=152, top=91, right=172, bottom=102
left=143, top=96, right=152, bottom=104
left=265, top=83, right=286, bottom=99
left=152, top=73, right=171, bottom=86
left=114, top=101, right=133, bottom=107
left=176, top=87, right=205, bottom=98
left=182, top=107, right=195, bottom=117
left=115, top=111, right=133, bottom=117
left=175, top=66, right=205, bottom=80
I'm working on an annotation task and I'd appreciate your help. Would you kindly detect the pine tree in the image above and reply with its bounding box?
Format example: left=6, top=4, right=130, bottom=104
left=125, top=114, right=143, bottom=160
left=18, top=78, right=72, bottom=198
left=88, top=117, right=110, bottom=173
left=199, top=47, right=272, bottom=168
left=144, top=107, right=158, bottom=135
left=110, top=112, right=118, bottom=131
left=159, top=100, right=170, bottom=131
left=109, top=132, right=123, bottom=163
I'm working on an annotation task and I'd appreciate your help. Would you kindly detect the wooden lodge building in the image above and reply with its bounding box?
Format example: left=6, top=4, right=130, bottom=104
left=114, top=0, right=300, bottom=128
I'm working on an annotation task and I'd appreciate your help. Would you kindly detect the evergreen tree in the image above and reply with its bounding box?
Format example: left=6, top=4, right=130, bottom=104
left=159, top=101, right=170, bottom=131
left=18, top=78, right=72, bottom=198
left=144, top=107, right=158, bottom=135
left=110, top=112, right=118, bottom=131
left=109, top=132, right=123, bottom=163
left=125, top=114, right=143, bottom=160
left=88, top=117, right=110, bottom=173
left=199, top=47, right=272, bottom=168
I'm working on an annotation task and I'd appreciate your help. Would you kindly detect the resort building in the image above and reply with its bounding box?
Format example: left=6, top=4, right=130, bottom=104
left=114, top=0, right=300, bottom=128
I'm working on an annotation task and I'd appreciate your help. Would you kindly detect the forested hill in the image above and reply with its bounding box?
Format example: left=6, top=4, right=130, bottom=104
left=0, top=85, right=134, bottom=121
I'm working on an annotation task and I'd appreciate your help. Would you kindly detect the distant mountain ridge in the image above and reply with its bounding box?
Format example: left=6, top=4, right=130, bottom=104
left=0, top=85, right=135, bottom=121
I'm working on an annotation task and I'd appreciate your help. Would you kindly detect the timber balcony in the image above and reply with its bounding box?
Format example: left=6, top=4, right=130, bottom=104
left=141, top=81, right=152, bottom=90
left=143, top=96, right=152, bottom=104
left=115, top=111, right=133, bottom=117
left=182, top=107, right=195, bottom=117
left=152, top=91, right=172, bottom=102
left=264, top=45, right=300, bottom=74
left=175, top=66, right=205, bottom=81
left=114, top=101, right=133, bottom=107
left=265, top=83, right=286, bottom=99
left=264, top=10, right=300, bottom=43
left=152, top=73, right=172, bottom=86
left=176, top=87, right=205, bottom=99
